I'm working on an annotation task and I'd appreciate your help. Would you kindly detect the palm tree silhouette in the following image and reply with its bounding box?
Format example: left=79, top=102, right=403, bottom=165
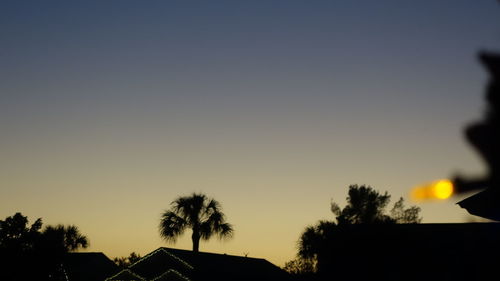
left=159, top=193, right=233, bottom=252
left=43, top=224, right=89, bottom=252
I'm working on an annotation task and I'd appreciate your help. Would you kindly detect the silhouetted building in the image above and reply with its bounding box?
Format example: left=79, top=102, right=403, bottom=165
left=105, top=247, right=290, bottom=281
left=62, top=252, right=119, bottom=281
left=316, top=223, right=500, bottom=281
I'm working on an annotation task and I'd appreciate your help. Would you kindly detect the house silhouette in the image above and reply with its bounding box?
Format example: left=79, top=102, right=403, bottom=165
left=61, top=252, right=119, bottom=281
left=315, top=223, right=500, bottom=281
left=105, top=247, right=290, bottom=281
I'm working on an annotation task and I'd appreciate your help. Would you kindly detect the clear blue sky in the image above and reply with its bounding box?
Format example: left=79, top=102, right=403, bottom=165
left=1, top=1, right=499, bottom=266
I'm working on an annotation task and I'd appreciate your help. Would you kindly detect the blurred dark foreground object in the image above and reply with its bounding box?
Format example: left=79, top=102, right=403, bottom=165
left=455, top=52, right=500, bottom=220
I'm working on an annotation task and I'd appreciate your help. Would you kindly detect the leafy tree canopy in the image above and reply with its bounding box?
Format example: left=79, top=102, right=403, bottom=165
left=331, top=185, right=422, bottom=225
left=114, top=252, right=142, bottom=268
left=296, top=185, right=422, bottom=264
left=283, top=257, right=316, bottom=278
left=0, top=212, right=89, bottom=281
left=0, top=212, right=42, bottom=252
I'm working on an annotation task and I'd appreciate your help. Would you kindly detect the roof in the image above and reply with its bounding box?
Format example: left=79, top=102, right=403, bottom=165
left=159, top=247, right=288, bottom=281
left=107, top=247, right=289, bottom=281
left=150, top=269, right=190, bottom=281
left=63, top=252, right=119, bottom=281
left=105, top=269, right=146, bottom=281
left=457, top=188, right=500, bottom=220
left=127, top=248, right=193, bottom=280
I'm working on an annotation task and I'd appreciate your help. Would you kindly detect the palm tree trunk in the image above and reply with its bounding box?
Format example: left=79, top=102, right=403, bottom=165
left=192, top=230, right=200, bottom=252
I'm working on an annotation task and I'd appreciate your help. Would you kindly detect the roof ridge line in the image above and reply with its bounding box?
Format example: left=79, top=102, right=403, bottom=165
left=163, top=247, right=265, bottom=260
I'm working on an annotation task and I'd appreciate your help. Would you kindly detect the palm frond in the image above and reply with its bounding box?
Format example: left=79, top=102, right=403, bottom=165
left=64, top=225, right=89, bottom=251
left=298, top=221, right=336, bottom=259
left=199, top=222, right=213, bottom=240
left=160, top=193, right=233, bottom=249
left=216, top=222, right=233, bottom=239
left=159, top=211, right=187, bottom=242
left=199, top=210, right=233, bottom=240
left=172, top=193, right=207, bottom=224
left=42, top=224, right=88, bottom=252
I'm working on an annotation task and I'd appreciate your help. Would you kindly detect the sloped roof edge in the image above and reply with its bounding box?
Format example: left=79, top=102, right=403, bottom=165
left=129, top=248, right=194, bottom=270
left=150, top=269, right=191, bottom=281
left=105, top=269, right=147, bottom=281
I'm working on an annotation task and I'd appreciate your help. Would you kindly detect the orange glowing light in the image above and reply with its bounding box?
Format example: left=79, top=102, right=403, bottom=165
left=411, top=179, right=454, bottom=201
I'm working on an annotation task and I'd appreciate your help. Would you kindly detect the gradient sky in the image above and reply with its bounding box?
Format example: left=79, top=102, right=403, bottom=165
left=1, top=1, right=499, bottom=266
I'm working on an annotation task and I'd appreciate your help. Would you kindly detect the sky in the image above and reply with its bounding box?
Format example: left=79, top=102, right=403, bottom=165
left=1, top=1, right=499, bottom=266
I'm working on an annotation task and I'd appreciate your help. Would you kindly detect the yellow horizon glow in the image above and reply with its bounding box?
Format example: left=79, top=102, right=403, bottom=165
left=411, top=179, right=454, bottom=201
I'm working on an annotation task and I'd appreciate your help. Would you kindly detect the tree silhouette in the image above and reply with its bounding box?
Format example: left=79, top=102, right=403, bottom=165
left=0, top=212, right=42, bottom=252
left=389, top=197, right=422, bottom=224
left=331, top=185, right=421, bottom=225
left=0, top=213, right=89, bottom=280
left=159, top=193, right=233, bottom=252
left=283, top=257, right=316, bottom=280
left=298, top=220, right=336, bottom=261
left=42, top=224, right=89, bottom=253
left=114, top=252, right=142, bottom=268
left=295, top=185, right=421, bottom=273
